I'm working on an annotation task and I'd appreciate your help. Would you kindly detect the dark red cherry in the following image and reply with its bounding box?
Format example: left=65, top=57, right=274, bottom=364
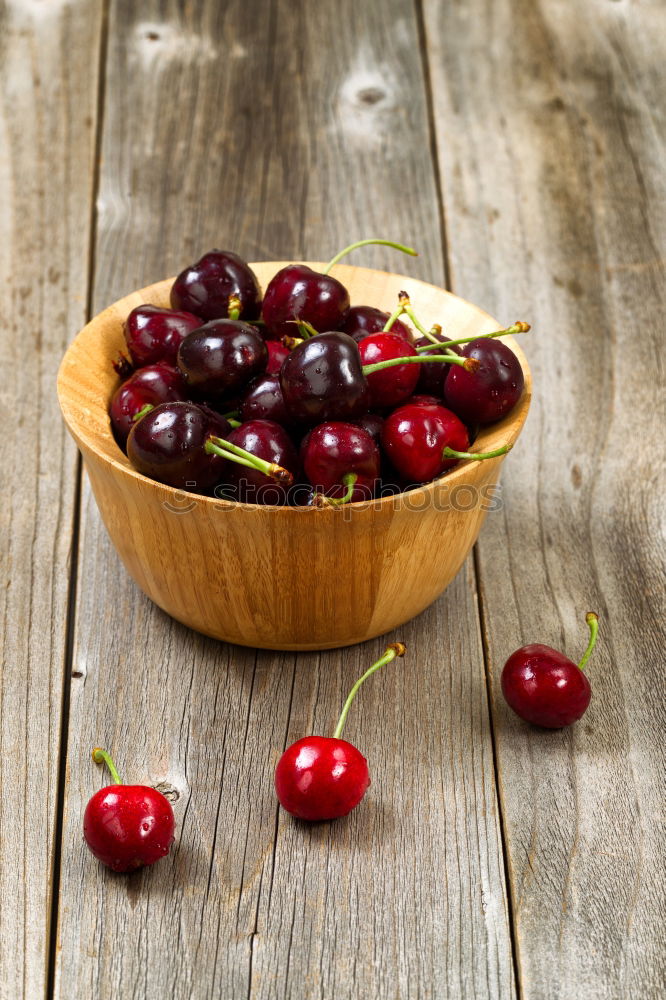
left=404, top=393, right=442, bottom=408
left=302, top=422, right=380, bottom=503
left=341, top=305, right=412, bottom=343
left=262, top=264, right=350, bottom=340
left=280, top=332, right=370, bottom=425
left=123, top=304, right=201, bottom=367
left=501, top=614, right=598, bottom=728
left=357, top=333, right=419, bottom=409
left=127, top=401, right=230, bottom=492
left=109, top=363, right=187, bottom=448
left=444, top=338, right=524, bottom=425
left=352, top=412, right=384, bottom=443
left=177, top=320, right=267, bottom=399
left=221, top=420, right=299, bottom=505
left=83, top=748, right=175, bottom=872
left=414, top=335, right=460, bottom=397
left=381, top=403, right=469, bottom=482
left=171, top=249, right=261, bottom=321
left=275, top=643, right=406, bottom=820
left=265, top=339, right=290, bottom=374
left=239, top=373, right=292, bottom=427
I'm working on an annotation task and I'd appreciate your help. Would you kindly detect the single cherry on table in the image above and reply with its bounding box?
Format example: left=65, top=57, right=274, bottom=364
left=275, top=643, right=406, bottom=821
left=501, top=612, right=599, bottom=727
left=83, top=747, right=175, bottom=872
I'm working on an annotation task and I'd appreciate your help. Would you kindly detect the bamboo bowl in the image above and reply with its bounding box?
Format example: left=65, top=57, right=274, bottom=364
left=57, top=263, right=531, bottom=650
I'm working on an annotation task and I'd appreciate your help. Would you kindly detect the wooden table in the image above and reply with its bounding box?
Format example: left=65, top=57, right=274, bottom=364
left=1, top=1, right=664, bottom=997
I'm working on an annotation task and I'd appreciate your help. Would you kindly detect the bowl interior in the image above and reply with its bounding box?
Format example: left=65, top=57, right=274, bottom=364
left=57, top=262, right=532, bottom=510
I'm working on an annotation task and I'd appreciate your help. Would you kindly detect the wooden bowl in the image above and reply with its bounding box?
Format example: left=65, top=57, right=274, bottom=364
left=57, top=264, right=531, bottom=650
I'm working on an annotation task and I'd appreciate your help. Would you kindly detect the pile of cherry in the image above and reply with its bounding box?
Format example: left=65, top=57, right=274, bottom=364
left=109, top=239, right=529, bottom=505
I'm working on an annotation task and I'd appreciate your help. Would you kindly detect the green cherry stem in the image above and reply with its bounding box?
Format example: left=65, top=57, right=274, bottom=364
left=133, top=403, right=154, bottom=423
left=228, top=294, right=242, bottom=321
left=324, top=239, right=418, bottom=275
left=312, top=473, right=358, bottom=508
left=415, top=321, right=531, bottom=353
left=578, top=612, right=599, bottom=671
left=382, top=301, right=407, bottom=333
left=205, top=437, right=294, bottom=484
left=397, top=292, right=432, bottom=338
left=442, top=444, right=512, bottom=461
left=288, top=318, right=319, bottom=339
left=92, top=747, right=122, bottom=785
left=333, top=642, right=407, bottom=739
left=362, top=353, right=479, bottom=376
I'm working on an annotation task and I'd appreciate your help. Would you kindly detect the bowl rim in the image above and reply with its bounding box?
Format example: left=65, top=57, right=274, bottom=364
left=57, top=262, right=532, bottom=514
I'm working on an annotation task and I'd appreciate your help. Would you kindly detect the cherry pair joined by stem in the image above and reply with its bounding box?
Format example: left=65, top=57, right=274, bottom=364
left=502, top=612, right=598, bottom=727
left=381, top=402, right=510, bottom=483
left=171, top=249, right=262, bottom=321
left=302, top=422, right=380, bottom=505
left=83, top=748, right=175, bottom=872
left=262, top=238, right=418, bottom=339
left=109, top=362, right=187, bottom=447
left=275, top=643, right=406, bottom=821
left=127, top=402, right=293, bottom=495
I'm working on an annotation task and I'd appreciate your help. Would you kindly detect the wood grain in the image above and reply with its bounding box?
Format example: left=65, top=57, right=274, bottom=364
left=58, top=267, right=530, bottom=649
left=0, top=1, right=102, bottom=997
left=422, top=0, right=666, bottom=996
left=53, top=0, right=515, bottom=997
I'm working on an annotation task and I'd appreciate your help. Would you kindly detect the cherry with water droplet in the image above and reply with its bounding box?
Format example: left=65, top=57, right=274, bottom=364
left=239, top=373, right=293, bottom=427
left=357, top=332, right=420, bottom=409
left=221, top=420, right=299, bottom=504
left=109, top=362, right=187, bottom=448
left=444, top=337, right=525, bottom=426
left=275, top=643, right=406, bottom=820
left=302, top=422, right=380, bottom=504
left=171, top=249, right=261, bottom=321
left=123, top=304, right=202, bottom=367
left=177, top=319, right=268, bottom=399
left=501, top=613, right=598, bottom=728
left=341, top=304, right=412, bottom=343
left=83, top=747, right=175, bottom=873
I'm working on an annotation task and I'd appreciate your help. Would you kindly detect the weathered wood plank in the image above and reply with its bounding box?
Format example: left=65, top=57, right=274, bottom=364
left=53, top=1, right=515, bottom=997
left=423, top=0, right=666, bottom=997
left=0, top=1, right=102, bottom=997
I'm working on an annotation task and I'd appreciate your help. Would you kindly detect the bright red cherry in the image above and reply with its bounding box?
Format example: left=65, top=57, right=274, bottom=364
left=381, top=402, right=510, bottom=483
left=171, top=249, right=261, bottom=321
left=444, top=336, right=525, bottom=426
left=501, top=613, right=598, bottom=728
left=357, top=333, right=420, bottom=409
left=341, top=305, right=412, bottom=343
left=109, top=362, right=187, bottom=448
left=123, top=304, right=202, bottom=367
left=275, top=643, right=406, bottom=820
left=83, top=747, right=175, bottom=872
left=302, top=422, right=380, bottom=504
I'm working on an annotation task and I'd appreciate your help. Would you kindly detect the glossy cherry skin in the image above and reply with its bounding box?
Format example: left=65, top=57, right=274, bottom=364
left=341, top=305, right=412, bottom=343
left=280, top=332, right=370, bottom=425
left=171, top=249, right=261, bottom=321
left=501, top=644, right=592, bottom=728
left=109, top=363, right=187, bottom=448
left=357, top=333, right=419, bottom=409
left=352, top=412, right=384, bottom=443
left=302, top=422, right=380, bottom=501
left=123, top=304, right=201, bottom=367
left=414, top=335, right=460, bottom=397
left=274, top=736, right=370, bottom=820
left=444, top=338, right=524, bottom=426
left=262, top=264, right=350, bottom=339
left=221, top=420, right=299, bottom=504
left=381, top=402, right=469, bottom=483
left=83, top=783, right=175, bottom=872
left=265, top=339, right=290, bottom=374
left=177, top=320, right=267, bottom=399
left=127, top=402, right=230, bottom=492
left=240, top=373, right=292, bottom=427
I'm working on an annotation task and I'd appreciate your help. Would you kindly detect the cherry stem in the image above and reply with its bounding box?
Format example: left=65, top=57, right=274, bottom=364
left=312, top=473, right=358, bottom=508
left=419, top=323, right=444, bottom=346
left=362, top=353, right=478, bottom=375
left=282, top=335, right=303, bottom=350
left=578, top=612, right=599, bottom=671
left=288, top=318, right=318, bottom=339
left=442, top=444, right=512, bottom=461
left=92, top=747, right=122, bottom=785
left=333, top=643, right=407, bottom=739
left=133, top=403, right=154, bottom=422
left=415, top=321, right=531, bottom=353
left=382, top=302, right=406, bottom=333
left=228, top=294, right=241, bottom=321
left=397, top=292, right=432, bottom=338
left=324, top=239, right=418, bottom=275
left=205, top=437, right=293, bottom=485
